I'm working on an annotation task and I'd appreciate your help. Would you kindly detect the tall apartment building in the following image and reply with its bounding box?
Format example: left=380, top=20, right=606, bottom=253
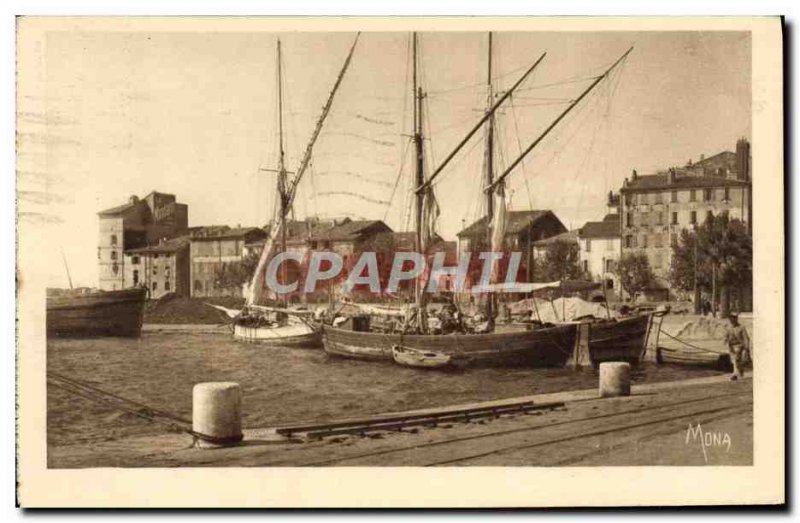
left=619, top=139, right=752, bottom=297
left=97, top=191, right=188, bottom=290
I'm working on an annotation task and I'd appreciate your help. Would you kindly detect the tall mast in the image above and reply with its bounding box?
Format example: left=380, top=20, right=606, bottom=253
left=484, top=32, right=495, bottom=330
left=276, top=38, right=288, bottom=304
left=412, top=32, right=427, bottom=332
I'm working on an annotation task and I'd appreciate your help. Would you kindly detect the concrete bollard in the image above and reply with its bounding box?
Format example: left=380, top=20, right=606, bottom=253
left=598, top=362, right=631, bottom=398
left=192, top=382, right=243, bottom=448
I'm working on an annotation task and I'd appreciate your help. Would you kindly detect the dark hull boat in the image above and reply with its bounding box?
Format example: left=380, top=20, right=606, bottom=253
left=47, top=287, right=147, bottom=338
left=322, top=323, right=578, bottom=368
left=586, top=315, right=652, bottom=366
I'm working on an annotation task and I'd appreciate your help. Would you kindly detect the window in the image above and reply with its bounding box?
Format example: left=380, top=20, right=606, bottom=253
left=110, top=250, right=117, bottom=260
left=626, top=212, right=633, bottom=227
left=641, top=235, right=648, bottom=248
left=690, top=189, right=697, bottom=202
left=654, top=192, right=663, bottom=204
left=703, top=188, right=713, bottom=202
left=112, top=262, right=119, bottom=275
left=656, top=212, right=663, bottom=225
left=153, top=266, right=158, bottom=275
left=165, top=281, right=171, bottom=291
left=640, top=212, right=648, bottom=226
left=133, top=270, right=139, bottom=285
left=606, top=259, right=615, bottom=272
left=671, top=190, right=678, bottom=203
left=671, top=211, right=678, bottom=225
left=606, top=239, right=614, bottom=250
left=111, top=234, right=118, bottom=246
left=654, top=234, right=663, bottom=248
left=606, top=278, right=614, bottom=289
left=625, top=236, right=633, bottom=248
left=583, top=260, right=588, bottom=273
left=625, top=194, right=633, bottom=206
left=154, top=254, right=159, bottom=259
left=585, top=239, right=591, bottom=252
left=132, top=256, right=140, bottom=265
left=653, top=253, right=663, bottom=269
left=724, top=187, right=730, bottom=201
left=706, top=210, right=714, bottom=222
left=194, top=280, right=203, bottom=292
left=690, top=211, right=697, bottom=224
left=152, top=282, right=158, bottom=291
left=671, top=234, right=678, bottom=246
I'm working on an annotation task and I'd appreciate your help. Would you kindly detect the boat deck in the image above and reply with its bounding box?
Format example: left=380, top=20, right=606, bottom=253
left=48, top=374, right=752, bottom=467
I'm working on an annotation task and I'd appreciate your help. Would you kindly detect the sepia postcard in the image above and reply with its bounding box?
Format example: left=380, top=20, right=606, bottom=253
left=16, top=16, right=784, bottom=507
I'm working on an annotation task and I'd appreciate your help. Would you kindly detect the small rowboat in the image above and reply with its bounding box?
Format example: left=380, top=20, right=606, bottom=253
left=391, top=345, right=452, bottom=369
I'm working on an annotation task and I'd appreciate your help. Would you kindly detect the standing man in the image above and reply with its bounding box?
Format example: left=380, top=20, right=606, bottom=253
left=724, top=312, right=751, bottom=380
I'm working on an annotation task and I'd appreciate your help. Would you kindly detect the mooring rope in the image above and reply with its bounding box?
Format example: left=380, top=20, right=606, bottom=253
left=47, top=371, right=235, bottom=445
left=658, top=329, right=722, bottom=354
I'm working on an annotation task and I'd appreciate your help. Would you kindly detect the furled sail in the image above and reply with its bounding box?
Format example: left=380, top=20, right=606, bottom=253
left=420, top=184, right=440, bottom=252
left=489, top=180, right=507, bottom=283
left=245, top=222, right=278, bottom=306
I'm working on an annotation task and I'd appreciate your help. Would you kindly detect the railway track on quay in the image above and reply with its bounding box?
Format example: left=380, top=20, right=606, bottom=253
left=284, top=388, right=752, bottom=467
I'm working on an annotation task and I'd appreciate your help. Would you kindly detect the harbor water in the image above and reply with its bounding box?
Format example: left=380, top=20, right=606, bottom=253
left=48, top=331, right=726, bottom=448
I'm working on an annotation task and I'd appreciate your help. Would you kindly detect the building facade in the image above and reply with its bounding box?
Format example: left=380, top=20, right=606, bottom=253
left=97, top=191, right=188, bottom=291
left=124, top=237, right=190, bottom=299
left=619, top=139, right=752, bottom=296
left=189, top=227, right=268, bottom=298
left=578, top=214, right=621, bottom=298
left=457, top=210, right=568, bottom=283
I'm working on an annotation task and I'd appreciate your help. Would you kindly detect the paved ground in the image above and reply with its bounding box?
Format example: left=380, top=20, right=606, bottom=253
left=49, top=374, right=752, bottom=468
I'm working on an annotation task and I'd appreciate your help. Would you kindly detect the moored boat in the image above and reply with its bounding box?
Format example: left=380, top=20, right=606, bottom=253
left=47, top=287, right=147, bottom=338
left=233, top=316, right=321, bottom=347
left=324, top=323, right=578, bottom=367
left=391, top=344, right=452, bottom=368
left=586, top=314, right=652, bottom=366
left=657, top=346, right=732, bottom=370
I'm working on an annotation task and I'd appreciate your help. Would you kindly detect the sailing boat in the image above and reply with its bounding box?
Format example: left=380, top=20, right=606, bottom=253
left=232, top=36, right=359, bottom=347
left=321, top=32, right=594, bottom=367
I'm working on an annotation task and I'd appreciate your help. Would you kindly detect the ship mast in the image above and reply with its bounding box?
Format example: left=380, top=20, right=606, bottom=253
left=276, top=38, right=288, bottom=306
left=412, top=32, right=428, bottom=333
left=484, top=32, right=495, bottom=330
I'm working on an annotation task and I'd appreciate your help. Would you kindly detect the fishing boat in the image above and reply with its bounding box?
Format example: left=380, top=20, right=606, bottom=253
left=391, top=345, right=452, bottom=369
left=586, top=315, right=652, bottom=365
left=231, top=35, right=360, bottom=347
left=46, top=287, right=147, bottom=338
left=320, top=33, right=632, bottom=367
left=325, top=323, right=578, bottom=367
left=657, top=346, right=732, bottom=370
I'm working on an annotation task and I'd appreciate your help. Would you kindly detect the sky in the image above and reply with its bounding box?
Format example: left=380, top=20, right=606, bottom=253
left=17, top=27, right=751, bottom=287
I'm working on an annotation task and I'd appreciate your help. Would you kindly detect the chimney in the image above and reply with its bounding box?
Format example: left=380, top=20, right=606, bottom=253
left=736, top=138, right=751, bottom=181
left=667, top=168, right=675, bottom=185
left=632, top=169, right=638, bottom=180
left=129, top=195, right=139, bottom=204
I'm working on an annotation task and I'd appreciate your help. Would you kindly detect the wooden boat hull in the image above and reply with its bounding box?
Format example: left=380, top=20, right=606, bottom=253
left=587, top=315, right=651, bottom=366
left=322, top=323, right=578, bottom=367
left=46, top=287, right=147, bottom=338
left=657, top=347, right=732, bottom=370
left=233, top=322, right=321, bottom=348
left=392, top=345, right=451, bottom=369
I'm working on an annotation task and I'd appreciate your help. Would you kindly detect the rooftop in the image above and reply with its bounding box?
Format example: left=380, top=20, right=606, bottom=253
left=457, top=210, right=557, bottom=238
left=621, top=172, right=749, bottom=192
left=126, top=236, right=189, bottom=254
left=532, top=229, right=578, bottom=247
left=309, top=220, right=391, bottom=242
left=580, top=214, right=620, bottom=239
left=190, top=227, right=266, bottom=241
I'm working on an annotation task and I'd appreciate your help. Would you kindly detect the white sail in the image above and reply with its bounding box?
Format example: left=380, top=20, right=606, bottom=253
left=489, top=180, right=507, bottom=283
left=245, top=223, right=278, bottom=306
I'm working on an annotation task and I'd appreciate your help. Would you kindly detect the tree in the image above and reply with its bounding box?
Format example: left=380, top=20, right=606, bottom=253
left=214, top=251, right=261, bottom=296
left=535, top=240, right=583, bottom=282
left=617, top=252, right=655, bottom=302
left=669, top=212, right=751, bottom=315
